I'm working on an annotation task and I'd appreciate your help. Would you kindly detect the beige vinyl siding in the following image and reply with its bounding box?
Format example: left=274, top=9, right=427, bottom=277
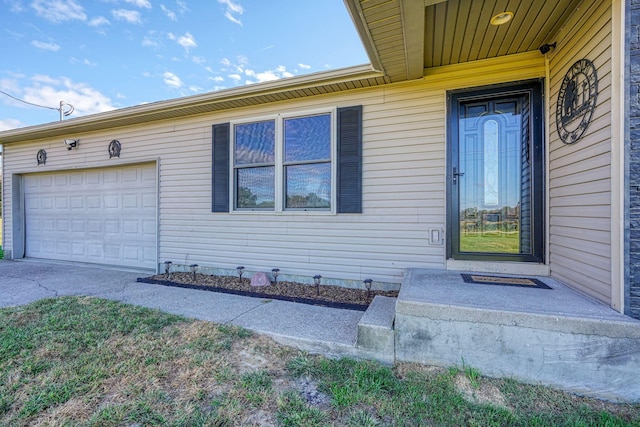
left=548, top=0, right=613, bottom=304
left=2, top=53, right=544, bottom=284
left=156, top=87, right=443, bottom=283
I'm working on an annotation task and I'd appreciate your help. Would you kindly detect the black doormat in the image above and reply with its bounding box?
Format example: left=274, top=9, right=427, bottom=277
left=136, top=277, right=369, bottom=311
left=461, top=274, right=552, bottom=289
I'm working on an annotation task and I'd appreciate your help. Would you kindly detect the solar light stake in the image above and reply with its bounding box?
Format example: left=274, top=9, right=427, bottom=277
left=271, top=268, right=280, bottom=284
left=164, top=261, right=172, bottom=280
left=190, top=264, right=198, bottom=281
left=313, top=275, right=322, bottom=296
left=237, top=266, right=245, bottom=281
left=364, top=279, right=373, bottom=298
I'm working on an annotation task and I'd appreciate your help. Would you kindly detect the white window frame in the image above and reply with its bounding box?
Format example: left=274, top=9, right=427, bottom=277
left=230, top=107, right=337, bottom=214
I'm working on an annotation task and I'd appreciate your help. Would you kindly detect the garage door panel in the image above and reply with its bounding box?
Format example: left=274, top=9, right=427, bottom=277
left=24, top=164, right=157, bottom=269
left=103, top=195, right=119, bottom=209
left=86, top=196, right=101, bottom=209
left=86, top=172, right=100, bottom=185
left=56, top=242, right=71, bottom=256
left=123, top=194, right=139, bottom=208
left=72, top=243, right=85, bottom=256
left=71, top=220, right=85, bottom=233
left=70, top=196, right=84, bottom=209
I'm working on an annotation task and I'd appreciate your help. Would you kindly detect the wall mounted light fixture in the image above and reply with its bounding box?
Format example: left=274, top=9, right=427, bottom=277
left=539, top=42, right=557, bottom=54
left=64, top=139, right=79, bottom=150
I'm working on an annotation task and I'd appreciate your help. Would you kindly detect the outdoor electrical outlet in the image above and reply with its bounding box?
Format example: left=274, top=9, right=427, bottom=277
left=429, top=229, right=444, bottom=245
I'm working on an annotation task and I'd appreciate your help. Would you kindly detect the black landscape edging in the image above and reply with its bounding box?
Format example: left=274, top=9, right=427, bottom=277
left=136, top=277, right=369, bottom=311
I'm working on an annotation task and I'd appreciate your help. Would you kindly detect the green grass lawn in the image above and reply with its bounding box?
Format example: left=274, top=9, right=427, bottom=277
left=1, top=297, right=639, bottom=426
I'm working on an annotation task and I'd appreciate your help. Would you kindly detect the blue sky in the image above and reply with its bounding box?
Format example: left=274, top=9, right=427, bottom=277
left=0, top=0, right=369, bottom=130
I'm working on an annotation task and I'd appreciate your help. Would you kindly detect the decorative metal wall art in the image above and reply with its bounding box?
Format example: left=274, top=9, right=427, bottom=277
left=108, top=139, right=121, bottom=158
left=36, top=149, right=47, bottom=165
left=555, top=58, right=598, bottom=144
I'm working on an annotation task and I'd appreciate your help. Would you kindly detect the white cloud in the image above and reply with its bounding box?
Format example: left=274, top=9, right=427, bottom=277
left=160, top=4, right=177, bottom=20
left=191, top=56, right=206, bottom=64
left=70, top=57, right=97, bottom=66
left=257, top=45, right=273, bottom=53
left=142, top=31, right=162, bottom=47
left=0, top=118, right=22, bottom=131
left=31, top=0, right=86, bottom=22
left=9, top=74, right=117, bottom=118
left=176, top=32, right=196, bottom=50
left=244, top=69, right=279, bottom=83
left=298, top=63, right=311, bottom=69
left=31, top=74, right=58, bottom=85
left=124, top=0, right=152, bottom=8
left=142, top=36, right=158, bottom=47
left=218, top=0, right=243, bottom=25
left=7, top=0, right=26, bottom=13
left=31, top=40, right=61, bottom=51
left=163, top=71, right=183, bottom=88
left=242, top=65, right=294, bottom=84
left=112, top=9, right=142, bottom=24
left=210, top=76, right=224, bottom=82
left=219, top=0, right=243, bottom=15
left=220, top=57, right=297, bottom=85
left=88, top=16, right=110, bottom=26
left=224, top=11, right=241, bottom=25
left=0, top=77, right=22, bottom=93
left=275, top=65, right=293, bottom=77
left=176, top=0, right=188, bottom=13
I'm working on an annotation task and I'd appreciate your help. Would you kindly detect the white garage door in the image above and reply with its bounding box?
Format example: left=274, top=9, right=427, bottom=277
left=24, top=164, right=157, bottom=269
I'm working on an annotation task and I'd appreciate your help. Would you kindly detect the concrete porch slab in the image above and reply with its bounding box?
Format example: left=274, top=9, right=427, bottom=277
left=395, top=268, right=640, bottom=402
left=356, top=295, right=396, bottom=363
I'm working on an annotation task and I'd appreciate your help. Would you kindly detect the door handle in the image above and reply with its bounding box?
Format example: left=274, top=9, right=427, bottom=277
left=453, top=167, right=464, bottom=185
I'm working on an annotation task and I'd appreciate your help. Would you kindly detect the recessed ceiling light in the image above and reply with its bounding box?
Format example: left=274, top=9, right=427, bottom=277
left=490, top=11, right=514, bottom=26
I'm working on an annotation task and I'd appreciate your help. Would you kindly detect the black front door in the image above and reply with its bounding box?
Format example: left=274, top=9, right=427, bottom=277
left=448, top=81, right=544, bottom=262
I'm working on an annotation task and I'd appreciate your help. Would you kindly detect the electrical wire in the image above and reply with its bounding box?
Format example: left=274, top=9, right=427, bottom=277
left=0, top=89, right=59, bottom=111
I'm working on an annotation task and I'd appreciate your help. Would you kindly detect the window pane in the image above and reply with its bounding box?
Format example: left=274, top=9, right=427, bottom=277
left=285, top=163, right=331, bottom=209
left=284, top=114, right=331, bottom=162
left=236, top=167, right=275, bottom=209
left=235, top=121, right=275, bottom=165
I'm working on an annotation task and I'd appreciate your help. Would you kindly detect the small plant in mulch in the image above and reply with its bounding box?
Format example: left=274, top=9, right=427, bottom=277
left=138, top=272, right=398, bottom=310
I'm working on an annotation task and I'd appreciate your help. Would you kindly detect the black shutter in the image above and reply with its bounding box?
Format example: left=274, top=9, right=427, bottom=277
left=212, top=123, right=230, bottom=212
left=337, top=105, right=363, bottom=213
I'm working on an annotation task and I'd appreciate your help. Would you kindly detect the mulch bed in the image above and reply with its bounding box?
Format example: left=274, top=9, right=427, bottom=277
left=137, top=273, right=399, bottom=311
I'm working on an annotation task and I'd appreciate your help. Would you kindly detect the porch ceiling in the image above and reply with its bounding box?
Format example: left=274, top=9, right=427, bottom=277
left=345, top=0, right=583, bottom=82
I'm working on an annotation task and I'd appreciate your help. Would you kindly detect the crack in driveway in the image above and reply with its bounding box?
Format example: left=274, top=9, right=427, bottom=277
left=224, top=298, right=272, bottom=325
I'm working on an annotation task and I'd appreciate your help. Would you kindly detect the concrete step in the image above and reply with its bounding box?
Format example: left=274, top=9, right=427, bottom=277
left=394, top=268, right=640, bottom=403
left=356, top=295, right=396, bottom=362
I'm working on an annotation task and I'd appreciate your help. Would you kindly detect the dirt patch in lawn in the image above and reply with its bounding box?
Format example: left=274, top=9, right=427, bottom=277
left=138, top=273, right=398, bottom=310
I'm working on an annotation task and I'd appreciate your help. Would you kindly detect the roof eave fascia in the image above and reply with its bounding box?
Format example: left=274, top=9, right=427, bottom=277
left=0, top=64, right=383, bottom=143
left=403, top=0, right=447, bottom=80
left=343, top=0, right=385, bottom=74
